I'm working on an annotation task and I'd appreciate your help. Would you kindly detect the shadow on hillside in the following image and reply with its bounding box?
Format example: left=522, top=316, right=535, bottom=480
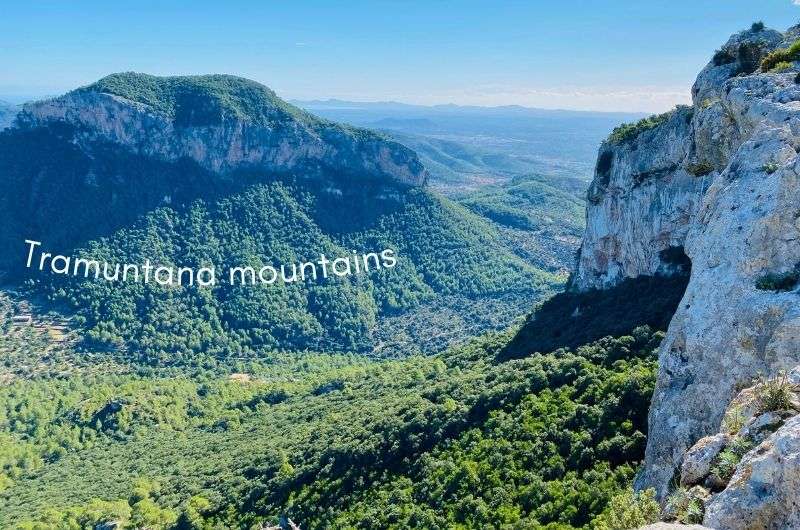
left=499, top=272, right=690, bottom=361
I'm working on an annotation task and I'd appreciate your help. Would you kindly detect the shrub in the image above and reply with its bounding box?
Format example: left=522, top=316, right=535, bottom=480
left=686, top=161, right=714, bottom=176
left=663, top=487, right=704, bottom=524
left=608, top=109, right=678, bottom=144
left=593, top=488, right=660, bottom=530
left=684, top=499, right=705, bottom=524
left=713, top=48, right=736, bottom=66
left=762, top=161, right=780, bottom=174
left=755, top=371, right=796, bottom=414
left=710, top=449, right=741, bottom=483
left=761, top=40, right=800, bottom=72
left=721, top=405, right=746, bottom=434
left=770, top=61, right=794, bottom=73
left=710, top=436, right=755, bottom=485
left=755, top=264, right=800, bottom=292
left=751, top=21, right=765, bottom=33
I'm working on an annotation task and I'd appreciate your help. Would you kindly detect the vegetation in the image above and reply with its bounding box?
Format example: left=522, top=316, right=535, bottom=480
left=755, top=371, right=797, bottom=414
left=709, top=437, right=755, bottom=486
left=755, top=264, right=800, bottom=292
left=686, top=161, right=714, bottom=177
left=712, top=38, right=768, bottom=75
left=592, top=488, right=660, bottom=530
left=0, top=127, right=569, bottom=361
left=455, top=174, right=584, bottom=273
left=664, top=487, right=704, bottom=525
left=501, top=273, right=689, bottom=359
left=721, top=405, right=746, bottom=434
left=78, top=73, right=318, bottom=128
left=769, top=61, right=794, bottom=73
left=761, top=40, right=800, bottom=72
left=0, top=69, right=673, bottom=530
left=751, top=21, right=765, bottom=33
left=0, top=319, right=664, bottom=528
left=607, top=108, right=689, bottom=145
left=713, top=48, right=737, bottom=67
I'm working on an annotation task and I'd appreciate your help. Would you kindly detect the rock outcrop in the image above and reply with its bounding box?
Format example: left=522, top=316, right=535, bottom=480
left=572, top=104, right=706, bottom=290
left=18, top=73, right=428, bottom=187
left=664, top=371, right=800, bottom=529
left=572, top=23, right=800, bottom=502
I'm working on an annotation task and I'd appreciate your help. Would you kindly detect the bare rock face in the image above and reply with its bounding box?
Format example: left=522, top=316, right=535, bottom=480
left=571, top=24, right=800, bottom=500
left=18, top=73, right=428, bottom=187
left=650, top=370, right=800, bottom=528
left=571, top=105, right=705, bottom=291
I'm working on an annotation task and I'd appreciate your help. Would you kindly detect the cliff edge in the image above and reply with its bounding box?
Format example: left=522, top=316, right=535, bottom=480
left=572, top=23, right=800, bottom=501
left=19, top=73, right=428, bottom=187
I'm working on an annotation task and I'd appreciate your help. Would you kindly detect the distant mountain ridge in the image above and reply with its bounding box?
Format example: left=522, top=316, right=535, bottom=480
left=293, top=98, right=647, bottom=119
left=0, top=100, right=17, bottom=130
left=297, top=98, right=645, bottom=192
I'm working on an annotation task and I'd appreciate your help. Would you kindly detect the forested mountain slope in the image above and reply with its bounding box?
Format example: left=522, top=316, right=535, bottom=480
left=0, top=74, right=578, bottom=360
left=0, top=312, right=663, bottom=529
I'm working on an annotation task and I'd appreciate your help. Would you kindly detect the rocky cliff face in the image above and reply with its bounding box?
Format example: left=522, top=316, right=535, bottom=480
left=572, top=24, right=800, bottom=502
left=18, top=73, right=428, bottom=187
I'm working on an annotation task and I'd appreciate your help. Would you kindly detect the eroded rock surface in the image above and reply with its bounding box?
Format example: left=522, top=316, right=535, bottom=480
left=681, top=433, right=730, bottom=487
left=571, top=23, right=800, bottom=499
left=19, top=73, right=428, bottom=187
left=704, top=415, right=800, bottom=529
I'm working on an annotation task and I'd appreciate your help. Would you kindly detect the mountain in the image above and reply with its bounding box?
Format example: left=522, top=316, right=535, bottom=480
left=561, top=21, right=800, bottom=525
left=26, top=73, right=427, bottom=185
left=296, top=99, right=645, bottom=192
left=0, top=73, right=572, bottom=361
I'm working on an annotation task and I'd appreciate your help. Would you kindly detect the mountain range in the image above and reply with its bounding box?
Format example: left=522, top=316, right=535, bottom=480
left=8, top=20, right=800, bottom=528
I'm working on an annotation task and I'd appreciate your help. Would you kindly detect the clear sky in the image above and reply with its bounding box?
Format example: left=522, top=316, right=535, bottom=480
left=2, top=1, right=800, bottom=112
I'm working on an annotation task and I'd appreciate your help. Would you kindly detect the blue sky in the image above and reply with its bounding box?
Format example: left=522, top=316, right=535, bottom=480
left=2, top=1, right=799, bottom=111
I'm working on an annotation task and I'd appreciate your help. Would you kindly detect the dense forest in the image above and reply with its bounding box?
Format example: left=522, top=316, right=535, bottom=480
left=0, top=127, right=582, bottom=361
left=0, top=305, right=664, bottom=528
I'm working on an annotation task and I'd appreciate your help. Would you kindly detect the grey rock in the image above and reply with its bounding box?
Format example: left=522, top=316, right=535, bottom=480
left=704, top=415, right=800, bottom=529
left=739, top=412, right=785, bottom=442
left=788, top=366, right=800, bottom=386
left=568, top=24, right=800, bottom=498
left=572, top=105, right=705, bottom=291
left=681, top=433, right=730, bottom=486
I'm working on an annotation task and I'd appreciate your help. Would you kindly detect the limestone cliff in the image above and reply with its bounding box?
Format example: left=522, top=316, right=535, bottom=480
left=18, top=73, right=428, bottom=187
left=572, top=23, right=800, bottom=501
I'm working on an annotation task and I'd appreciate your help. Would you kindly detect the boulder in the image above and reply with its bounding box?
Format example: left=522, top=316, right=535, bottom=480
left=704, top=415, right=800, bottom=529
left=681, top=433, right=730, bottom=486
